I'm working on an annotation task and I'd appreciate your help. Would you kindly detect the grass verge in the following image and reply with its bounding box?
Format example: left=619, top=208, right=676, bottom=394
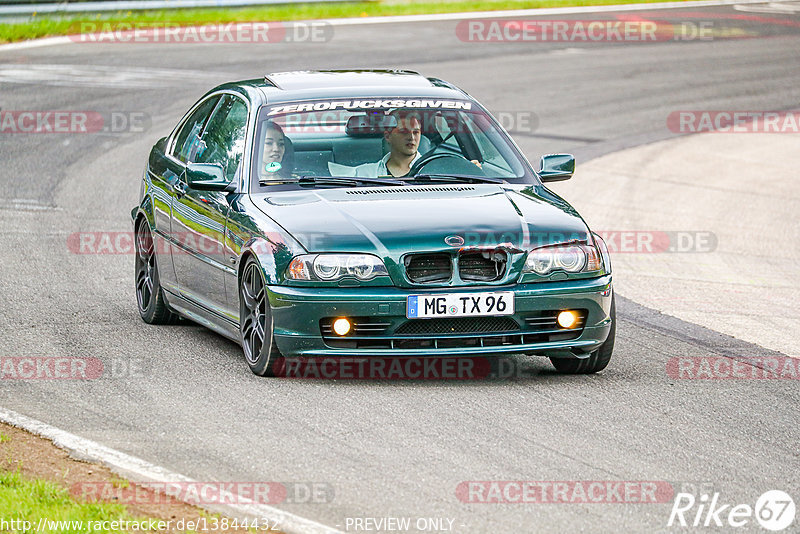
left=0, top=470, right=157, bottom=533
left=0, top=421, right=269, bottom=533
left=1, top=0, right=697, bottom=43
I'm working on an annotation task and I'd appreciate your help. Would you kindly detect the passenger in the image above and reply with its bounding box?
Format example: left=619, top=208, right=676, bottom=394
left=260, top=121, right=293, bottom=179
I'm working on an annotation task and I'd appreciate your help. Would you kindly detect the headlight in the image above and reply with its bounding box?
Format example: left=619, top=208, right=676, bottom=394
left=286, top=254, right=388, bottom=281
left=523, top=243, right=603, bottom=275
left=314, top=255, right=341, bottom=280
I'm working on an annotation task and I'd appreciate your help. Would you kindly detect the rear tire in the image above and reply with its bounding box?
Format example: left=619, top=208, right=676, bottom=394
left=550, top=295, right=615, bottom=374
left=135, top=221, right=178, bottom=325
left=239, top=256, right=283, bottom=377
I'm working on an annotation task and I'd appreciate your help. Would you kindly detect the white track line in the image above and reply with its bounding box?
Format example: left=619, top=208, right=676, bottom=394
left=0, top=407, right=342, bottom=534
left=734, top=1, right=800, bottom=13
left=0, top=36, right=72, bottom=51
left=0, top=0, right=776, bottom=52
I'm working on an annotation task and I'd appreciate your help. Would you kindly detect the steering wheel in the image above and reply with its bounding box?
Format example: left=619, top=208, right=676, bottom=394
left=408, top=152, right=476, bottom=176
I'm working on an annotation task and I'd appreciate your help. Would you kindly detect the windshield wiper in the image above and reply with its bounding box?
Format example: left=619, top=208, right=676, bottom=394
left=259, top=176, right=406, bottom=187
left=408, top=174, right=505, bottom=185
left=260, top=174, right=500, bottom=187
left=301, top=176, right=406, bottom=187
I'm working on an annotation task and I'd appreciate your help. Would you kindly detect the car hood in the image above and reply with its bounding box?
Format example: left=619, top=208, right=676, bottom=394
left=251, top=183, right=590, bottom=257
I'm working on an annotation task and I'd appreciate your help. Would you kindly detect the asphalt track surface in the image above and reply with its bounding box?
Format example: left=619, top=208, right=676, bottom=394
left=1, top=2, right=799, bottom=532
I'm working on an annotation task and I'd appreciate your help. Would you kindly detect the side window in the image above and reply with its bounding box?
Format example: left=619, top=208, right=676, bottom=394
left=195, top=95, right=249, bottom=181
left=172, top=96, right=220, bottom=163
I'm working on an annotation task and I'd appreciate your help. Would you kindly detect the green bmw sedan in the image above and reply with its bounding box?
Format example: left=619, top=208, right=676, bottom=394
left=132, top=69, right=615, bottom=377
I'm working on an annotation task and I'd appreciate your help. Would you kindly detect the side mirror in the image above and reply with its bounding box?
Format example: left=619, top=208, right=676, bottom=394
left=185, top=163, right=232, bottom=191
left=538, top=154, right=575, bottom=182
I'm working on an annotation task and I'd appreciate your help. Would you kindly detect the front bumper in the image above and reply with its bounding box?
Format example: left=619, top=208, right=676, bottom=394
left=268, top=275, right=613, bottom=358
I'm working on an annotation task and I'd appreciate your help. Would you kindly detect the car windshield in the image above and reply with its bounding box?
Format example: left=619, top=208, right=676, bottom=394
left=250, top=98, right=537, bottom=190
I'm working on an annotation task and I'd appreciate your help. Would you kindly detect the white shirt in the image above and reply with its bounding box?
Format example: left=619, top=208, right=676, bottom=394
left=353, top=152, right=421, bottom=178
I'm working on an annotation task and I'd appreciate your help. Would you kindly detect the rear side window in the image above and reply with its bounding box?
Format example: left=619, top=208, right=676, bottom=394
left=172, top=96, right=219, bottom=163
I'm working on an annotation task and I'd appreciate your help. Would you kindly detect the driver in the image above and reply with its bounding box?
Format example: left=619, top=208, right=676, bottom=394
left=355, top=110, right=422, bottom=178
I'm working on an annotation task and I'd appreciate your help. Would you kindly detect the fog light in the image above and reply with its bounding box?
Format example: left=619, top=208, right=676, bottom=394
left=332, top=318, right=352, bottom=336
left=557, top=310, right=578, bottom=329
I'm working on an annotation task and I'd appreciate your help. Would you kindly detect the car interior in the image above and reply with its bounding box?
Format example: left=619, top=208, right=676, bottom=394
left=253, top=108, right=522, bottom=187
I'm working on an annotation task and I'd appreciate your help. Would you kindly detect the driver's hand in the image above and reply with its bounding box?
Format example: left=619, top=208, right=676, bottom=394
left=470, top=160, right=483, bottom=168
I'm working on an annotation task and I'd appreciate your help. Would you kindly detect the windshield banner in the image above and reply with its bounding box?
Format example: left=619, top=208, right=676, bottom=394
left=267, top=99, right=472, bottom=116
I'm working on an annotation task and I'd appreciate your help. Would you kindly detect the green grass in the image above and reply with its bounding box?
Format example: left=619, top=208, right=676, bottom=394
left=0, top=470, right=154, bottom=533
left=1, top=0, right=696, bottom=43
left=0, top=434, right=10, bottom=444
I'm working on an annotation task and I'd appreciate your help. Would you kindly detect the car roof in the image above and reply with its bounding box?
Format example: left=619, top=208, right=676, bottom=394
left=213, top=70, right=472, bottom=106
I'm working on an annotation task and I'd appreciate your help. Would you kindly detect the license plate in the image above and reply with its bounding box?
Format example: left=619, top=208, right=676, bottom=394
left=406, top=292, right=514, bottom=319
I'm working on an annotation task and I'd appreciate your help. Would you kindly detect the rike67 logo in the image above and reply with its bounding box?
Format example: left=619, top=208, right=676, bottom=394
left=668, top=490, right=795, bottom=531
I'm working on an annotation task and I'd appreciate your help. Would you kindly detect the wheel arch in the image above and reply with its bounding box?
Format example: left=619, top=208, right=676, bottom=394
left=237, top=237, right=282, bottom=287
left=134, top=211, right=150, bottom=234
left=132, top=196, right=155, bottom=232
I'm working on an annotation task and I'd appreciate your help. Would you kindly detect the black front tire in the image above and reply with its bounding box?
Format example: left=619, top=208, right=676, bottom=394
left=550, top=295, right=616, bottom=374
left=135, top=221, right=178, bottom=325
left=239, top=257, right=283, bottom=377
